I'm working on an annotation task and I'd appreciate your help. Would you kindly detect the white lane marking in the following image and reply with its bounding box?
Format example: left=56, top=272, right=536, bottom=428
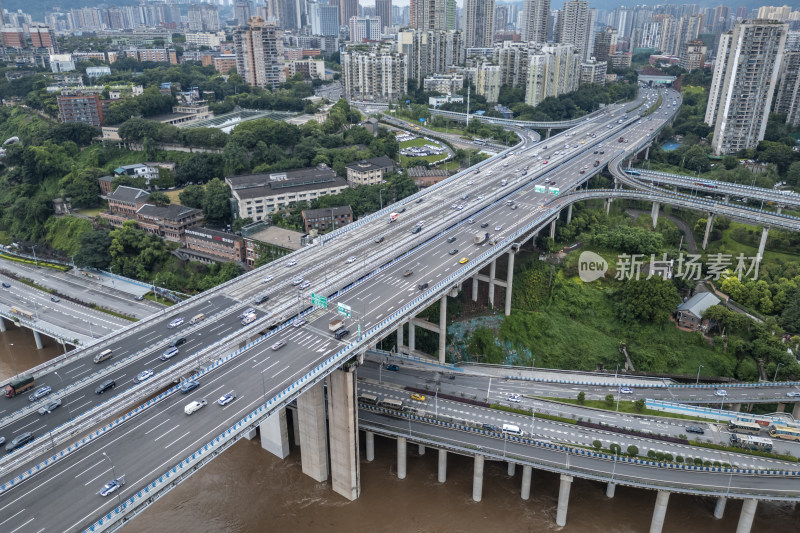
left=153, top=424, right=182, bottom=442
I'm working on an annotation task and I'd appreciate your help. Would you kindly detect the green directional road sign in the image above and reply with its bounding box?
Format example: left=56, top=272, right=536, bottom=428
left=534, top=184, right=546, bottom=193
left=337, top=302, right=351, bottom=318
left=311, top=293, right=328, bottom=308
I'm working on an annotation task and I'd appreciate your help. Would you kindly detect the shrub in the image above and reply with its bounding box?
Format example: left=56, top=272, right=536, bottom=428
left=655, top=452, right=665, bottom=461
left=693, top=457, right=703, bottom=465
left=647, top=450, right=656, bottom=458
left=627, top=445, right=639, bottom=457
left=604, top=394, right=614, bottom=407
left=592, top=440, right=602, bottom=451
left=676, top=456, right=684, bottom=463
left=664, top=453, right=674, bottom=462
left=609, top=443, right=622, bottom=455
left=577, top=391, right=586, bottom=405
left=634, top=398, right=645, bottom=412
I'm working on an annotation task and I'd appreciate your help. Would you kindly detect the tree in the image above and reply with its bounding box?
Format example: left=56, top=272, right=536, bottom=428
left=147, top=191, right=171, bottom=206
left=592, top=439, right=602, bottom=450
left=176, top=153, right=223, bottom=185
left=620, top=278, right=681, bottom=324
left=577, top=391, right=586, bottom=405
left=60, top=168, right=103, bottom=208
left=74, top=229, right=112, bottom=269
left=179, top=184, right=206, bottom=208
left=466, top=327, right=504, bottom=364
left=202, top=178, right=231, bottom=223
left=780, top=289, right=800, bottom=334
left=604, top=394, right=614, bottom=407
left=626, top=445, right=638, bottom=457
left=634, top=398, right=645, bottom=412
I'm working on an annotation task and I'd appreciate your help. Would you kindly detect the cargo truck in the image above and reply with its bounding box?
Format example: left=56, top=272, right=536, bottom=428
left=473, top=232, right=489, bottom=245
left=388, top=212, right=399, bottom=222
left=329, top=318, right=344, bottom=332
left=4, top=376, right=34, bottom=398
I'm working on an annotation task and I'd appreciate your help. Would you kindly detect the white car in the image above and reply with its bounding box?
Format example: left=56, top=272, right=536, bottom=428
left=134, top=369, right=154, bottom=383
left=714, top=389, right=727, bottom=397
left=271, top=341, right=286, bottom=351
left=619, top=387, right=633, bottom=394
left=507, top=393, right=521, bottom=403
left=291, top=277, right=303, bottom=286
left=217, top=392, right=236, bottom=406
left=494, top=225, right=503, bottom=231
left=160, top=347, right=179, bottom=361
left=184, top=398, right=207, bottom=415
left=167, top=317, right=185, bottom=329
left=346, top=256, right=357, bottom=263
left=262, top=275, right=274, bottom=283
left=299, top=281, right=311, bottom=290
left=285, top=259, right=297, bottom=267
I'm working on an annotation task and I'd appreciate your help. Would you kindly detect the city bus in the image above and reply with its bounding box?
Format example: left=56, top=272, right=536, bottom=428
left=625, top=169, right=641, bottom=176
left=729, top=434, right=773, bottom=452
left=10, top=307, right=33, bottom=319
left=732, top=414, right=773, bottom=427
left=379, top=398, right=404, bottom=411
left=358, top=393, right=378, bottom=405
left=727, top=420, right=762, bottom=435
left=768, top=424, right=800, bottom=442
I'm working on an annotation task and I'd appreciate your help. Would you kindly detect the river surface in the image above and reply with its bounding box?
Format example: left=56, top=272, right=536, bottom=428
left=2, top=332, right=798, bottom=533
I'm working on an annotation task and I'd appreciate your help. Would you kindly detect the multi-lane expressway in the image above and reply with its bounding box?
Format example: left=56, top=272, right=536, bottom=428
left=2, top=86, right=800, bottom=530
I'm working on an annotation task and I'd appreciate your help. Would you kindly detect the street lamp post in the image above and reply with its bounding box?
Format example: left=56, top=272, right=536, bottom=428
left=486, top=376, right=492, bottom=403
left=773, top=363, right=783, bottom=383
left=435, top=386, right=439, bottom=418
left=3, top=342, right=18, bottom=376
left=696, top=364, right=704, bottom=385
left=54, top=371, right=72, bottom=421
left=31, top=244, right=39, bottom=266
left=102, top=452, right=123, bottom=507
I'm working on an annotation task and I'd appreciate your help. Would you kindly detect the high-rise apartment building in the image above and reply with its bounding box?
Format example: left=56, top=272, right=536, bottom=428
left=235, top=1, right=253, bottom=25
left=410, top=0, right=449, bottom=31
left=188, top=4, right=220, bottom=31
left=593, top=26, right=617, bottom=61
left=331, top=0, right=358, bottom=26
left=397, top=29, right=463, bottom=85
left=234, top=17, right=285, bottom=90
left=775, top=50, right=800, bottom=127
left=556, top=0, right=590, bottom=59
left=494, top=5, right=508, bottom=31
left=275, top=0, right=302, bottom=30
left=476, top=63, right=503, bottom=103
left=705, top=20, right=788, bottom=155
left=525, top=43, right=581, bottom=106
left=341, top=47, right=407, bottom=102
left=310, top=3, right=339, bottom=36
left=376, top=0, right=392, bottom=31
left=522, top=0, right=550, bottom=43
left=349, top=16, right=381, bottom=42
left=679, top=39, right=706, bottom=72
left=463, top=0, right=494, bottom=49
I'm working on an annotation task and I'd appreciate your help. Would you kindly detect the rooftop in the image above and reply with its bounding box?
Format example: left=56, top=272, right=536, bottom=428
left=137, top=203, right=201, bottom=220
left=302, top=205, right=353, bottom=219
left=108, top=185, right=150, bottom=203
left=677, top=292, right=721, bottom=318
left=246, top=226, right=304, bottom=251
left=345, top=155, right=395, bottom=172
left=226, top=165, right=347, bottom=200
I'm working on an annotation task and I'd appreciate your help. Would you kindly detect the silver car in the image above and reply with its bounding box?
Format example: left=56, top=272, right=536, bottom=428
left=38, top=399, right=61, bottom=415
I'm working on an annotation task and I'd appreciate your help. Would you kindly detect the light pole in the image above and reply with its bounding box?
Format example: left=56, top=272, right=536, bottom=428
left=696, top=364, right=704, bottom=385
left=435, top=386, right=439, bottom=418
left=102, top=452, right=123, bottom=507
left=4, top=342, right=18, bottom=376
left=379, top=188, right=387, bottom=210
left=615, top=388, right=621, bottom=412
left=260, top=368, right=268, bottom=403
left=486, top=376, right=492, bottom=403
left=31, top=244, right=39, bottom=266
left=530, top=405, right=535, bottom=436
left=54, top=371, right=72, bottom=421
left=611, top=451, right=618, bottom=484
left=773, top=363, right=784, bottom=383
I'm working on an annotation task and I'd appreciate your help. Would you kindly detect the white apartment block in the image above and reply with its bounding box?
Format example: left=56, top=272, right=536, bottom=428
left=463, top=0, right=495, bottom=49
left=185, top=32, right=226, bottom=48
left=349, top=16, right=381, bottom=43
left=423, top=74, right=464, bottom=94
left=775, top=50, right=800, bottom=127
left=580, top=59, right=607, bottom=85
left=522, top=0, right=550, bottom=43
left=342, top=48, right=408, bottom=102
left=525, top=43, right=581, bottom=107
left=234, top=17, right=285, bottom=90
left=706, top=20, right=788, bottom=155
left=476, top=63, right=502, bottom=103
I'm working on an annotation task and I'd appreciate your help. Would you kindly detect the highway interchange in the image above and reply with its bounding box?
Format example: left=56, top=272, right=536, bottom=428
left=2, top=86, right=800, bottom=530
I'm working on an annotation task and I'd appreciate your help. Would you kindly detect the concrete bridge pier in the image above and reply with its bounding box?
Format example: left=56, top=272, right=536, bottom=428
left=298, top=382, right=329, bottom=482
left=505, top=250, right=515, bottom=317
left=645, top=146, right=650, bottom=160
left=793, top=403, right=800, bottom=419
left=0, top=317, right=6, bottom=332
left=472, top=454, right=484, bottom=502
left=736, top=499, right=757, bottom=533
left=731, top=403, right=742, bottom=412
left=488, top=260, right=496, bottom=308
left=549, top=219, right=556, bottom=239
left=757, top=226, right=769, bottom=261
left=409, top=320, right=416, bottom=353
left=555, top=475, right=573, bottom=526
left=438, top=294, right=447, bottom=364
left=260, top=408, right=290, bottom=459
left=606, top=482, right=616, bottom=498
left=396, top=324, right=404, bottom=353
left=566, top=204, right=573, bottom=224
left=417, top=444, right=425, bottom=455
left=521, top=465, right=532, bottom=500
left=437, top=449, right=447, bottom=482
left=33, top=330, right=44, bottom=349
left=702, top=213, right=715, bottom=250
left=605, top=198, right=612, bottom=215
left=365, top=431, right=375, bottom=462
left=397, top=437, right=407, bottom=479
left=713, top=496, right=727, bottom=519
left=507, top=462, right=516, bottom=476
left=651, top=201, right=660, bottom=228
left=776, top=403, right=785, bottom=412
left=472, top=277, right=478, bottom=301
left=650, top=490, right=670, bottom=533
left=327, top=367, right=360, bottom=500
left=546, top=128, right=551, bottom=139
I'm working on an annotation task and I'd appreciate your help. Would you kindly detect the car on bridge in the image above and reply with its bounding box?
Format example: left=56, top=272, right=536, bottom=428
left=347, top=256, right=357, bottom=263
left=29, top=385, right=52, bottom=402
left=714, top=389, right=728, bottom=397
left=685, top=425, right=705, bottom=435
left=217, top=392, right=236, bottom=406
left=271, top=340, right=286, bottom=351
left=449, top=249, right=458, bottom=255
left=619, top=387, right=633, bottom=394
left=5, top=432, right=34, bottom=453
left=95, top=380, right=116, bottom=394
left=262, top=275, right=274, bottom=283
left=410, top=393, right=426, bottom=401
left=447, top=236, right=456, bottom=243
left=50, top=296, right=60, bottom=302
left=291, top=277, right=303, bottom=286
left=482, top=424, right=499, bottom=432
left=787, top=392, right=800, bottom=398
left=403, top=269, right=413, bottom=277
left=160, top=347, right=179, bottom=361
left=299, top=281, right=311, bottom=290
left=459, top=257, right=469, bottom=264
left=38, top=399, right=61, bottom=415
left=98, top=477, right=125, bottom=497
left=1, top=282, right=9, bottom=288
left=507, top=393, right=521, bottom=403
left=168, top=317, right=185, bottom=329
left=418, top=282, right=429, bottom=290
left=285, top=259, right=297, bottom=267
left=180, top=380, right=200, bottom=394
left=184, top=398, right=207, bottom=415
left=172, top=337, right=187, bottom=347
left=135, top=369, right=154, bottom=383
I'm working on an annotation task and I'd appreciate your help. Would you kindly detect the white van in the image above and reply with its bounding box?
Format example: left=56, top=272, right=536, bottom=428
left=190, top=313, right=206, bottom=325
left=241, top=312, right=257, bottom=325
left=93, top=348, right=113, bottom=364
left=502, top=423, right=523, bottom=436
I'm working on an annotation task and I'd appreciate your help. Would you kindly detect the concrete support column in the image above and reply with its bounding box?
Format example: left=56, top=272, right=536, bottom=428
left=757, top=226, right=769, bottom=260
left=472, top=277, right=478, bottom=302
left=649, top=490, right=671, bottom=533
left=327, top=369, right=360, bottom=500
left=702, top=213, right=714, bottom=250
left=549, top=219, right=556, bottom=239
left=298, top=381, right=328, bottom=482
left=0, top=317, right=6, bottom=332
left=731, top=403, right=742, bottom=412
left=792, top=403, right=800, bottom=419
left=437, top=449, right=447, bottom=483
left=605, top=198, right=612, bottom=215
left=777, top=206, right=782, bottom=214
left=546, top=128, right=551, bottom=139
left=397, top=437, right=407, bottom=479
left=713, top=497, right=727, bottom=520
left=365, top=431, right=375, bottom=462
left=566, top=204, right=573, bottom=224
left=645, top=146, right=650, bottom=160
left=724, top=195, right=730, bottom=204
left=606, top=482, right=616, bottom=498
left=396, top=324, right=404, bottom=352
left=736, top=499, right=758, bottom=533
left=521, top=465, right=532, bottom=500
left=290, top=407, right=301, bottom=446
left=488, top=260, right=496, bottom=308
left=260, top=408, right=290, bottom=459
left=418, top=444, right=425, bottom=456
left=32, top=330, right=43, bottom=349
left=438, top=294, right=447, bottom=364
left=556, top=475, right=573, bottom=527
left=507, top=462, right=516, bottom=476
left=504, top=250, right=515, bottom=317
left=777, top=403, right=785, bottom=413
left=409, top=321, right=416, bottom=353
left=651, top=201, right=660, bottom=228
left=472, top=454, right=485, bottom=502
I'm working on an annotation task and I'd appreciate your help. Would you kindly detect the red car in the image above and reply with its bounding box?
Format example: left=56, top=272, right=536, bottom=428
left=542, top=160, right=549, bottom=164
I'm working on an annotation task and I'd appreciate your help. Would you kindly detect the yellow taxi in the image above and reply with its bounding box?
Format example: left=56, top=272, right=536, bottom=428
left=410, top=393, right=426, bottom=401
left=459, top=257, right=469, bottom=264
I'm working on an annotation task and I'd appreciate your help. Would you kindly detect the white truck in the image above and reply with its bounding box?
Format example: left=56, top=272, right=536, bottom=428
left=184, top=398, right=207, bottom=415
left=329, top=318, right=344, bottom=332
left=389, top=212, right=399, bottom=223
left=473, top=232, right=489, bottom=245
left=241, top=312, right=257, bottom=325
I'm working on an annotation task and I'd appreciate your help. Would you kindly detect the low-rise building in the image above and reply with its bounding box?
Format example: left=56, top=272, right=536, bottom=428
left=302, top=205, right=353, bottom=233
left=102, top=185, right=151, bottom=225
left=114, top=163, right=160, bottom=183
left=243, top=225, right=304, bottom=267
left=135, top=204, right=203, bottom=242
left=98, top=175, right=115, bottom=196
left=423, top=74, right=465, bottom=95
left=86, top=66, right=111, bottom=78
left=345, top=156, right=395, bottom=187
left=407, top=166, right=450, bottom=187
left=57, top=92, right=103, bottom=127
left=675, top=292, right=720, bottom=331
left=580, top=59, right=607, bottom=86
left=183, top=227, right=245, bottom=263
left=226, top=164, right=348, bottom=222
